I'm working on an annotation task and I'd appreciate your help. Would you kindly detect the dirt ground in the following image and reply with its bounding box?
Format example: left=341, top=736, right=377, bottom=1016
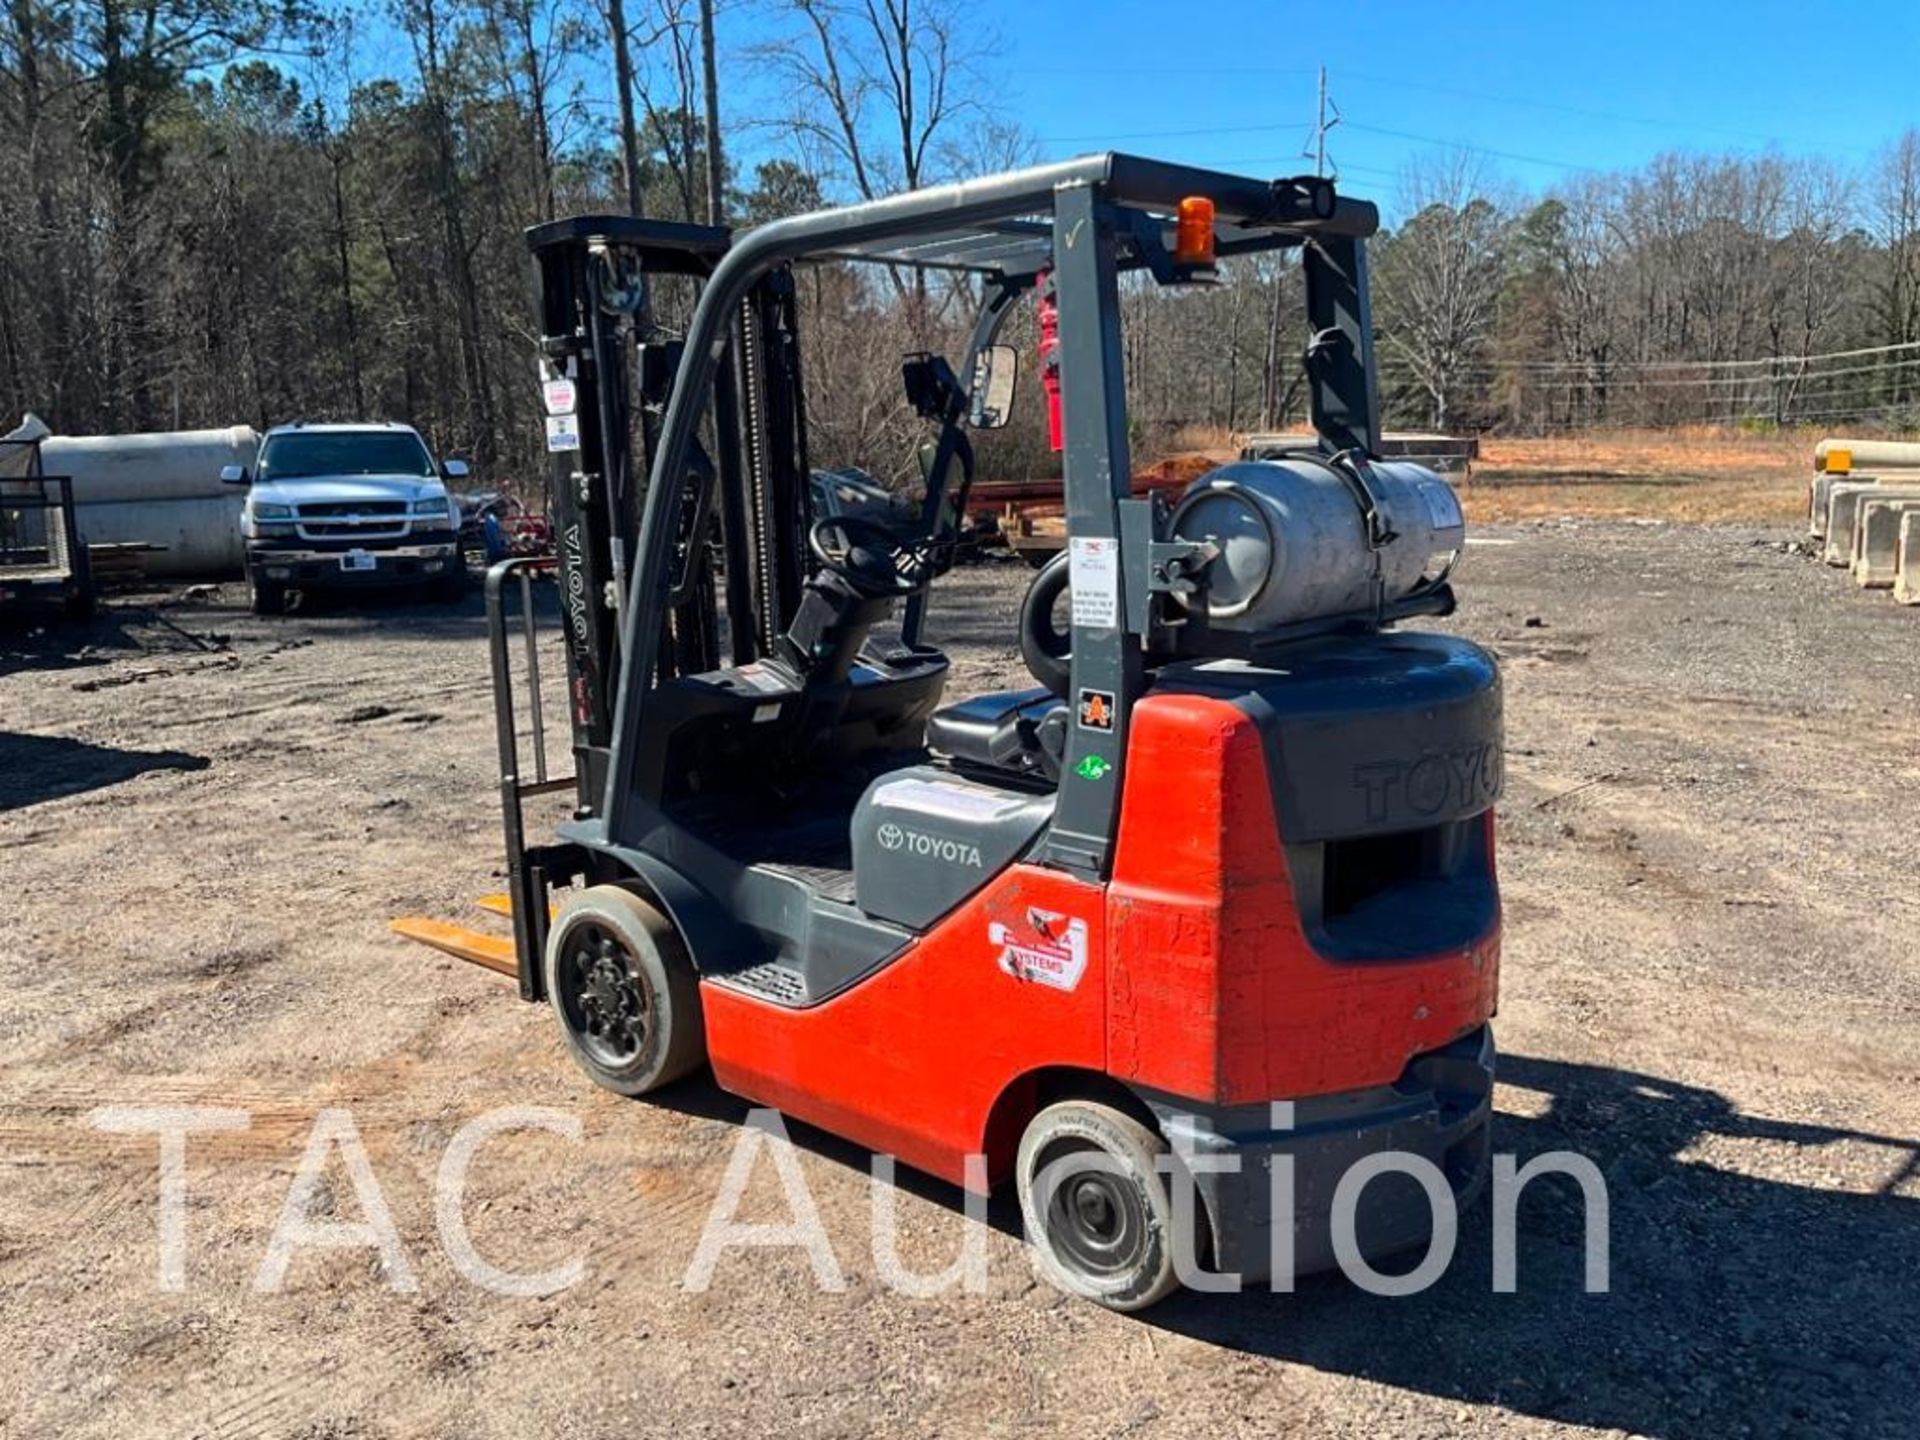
left=2, top=519, right=1917, bottom=1440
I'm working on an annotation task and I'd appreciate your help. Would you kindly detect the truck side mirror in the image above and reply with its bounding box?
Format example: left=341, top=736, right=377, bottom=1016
left=968, top=345, right=1018, bottom=430
left=443, top=458, right=471, bottom=480
left=220, top=464, right=249, bottom=486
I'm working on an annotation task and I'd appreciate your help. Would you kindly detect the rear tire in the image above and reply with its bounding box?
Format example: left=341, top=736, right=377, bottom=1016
left=543, top=885, right=705, bottom=1096
left=248, top=578, right=286, bottom=615
left=1016, top=1099, right=1181, bottom=1311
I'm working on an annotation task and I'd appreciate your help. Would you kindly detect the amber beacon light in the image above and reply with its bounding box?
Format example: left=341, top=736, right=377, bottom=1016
left=1174, top=195, right=1217, bottom=267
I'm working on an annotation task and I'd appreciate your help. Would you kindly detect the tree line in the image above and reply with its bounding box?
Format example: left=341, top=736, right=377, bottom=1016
left=1, top=1, right=1917, bottom=494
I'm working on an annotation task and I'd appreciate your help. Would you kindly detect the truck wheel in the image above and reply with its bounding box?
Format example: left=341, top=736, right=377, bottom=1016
left=543, top=885, right=705, bottom=1096
left=1016, top=1100, right=1180, bottom=1311
left=249, top=578, right=287, bottom=615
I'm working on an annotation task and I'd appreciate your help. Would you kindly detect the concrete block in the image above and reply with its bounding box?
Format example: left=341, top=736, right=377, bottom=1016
left=1897, top=512, right=1920, bottom=605
left=1809, top=470, right=1852, bottom=538
left=1822, top=481, right=1920, bottom=565
left=1850, top=498, right=1920, bottom=587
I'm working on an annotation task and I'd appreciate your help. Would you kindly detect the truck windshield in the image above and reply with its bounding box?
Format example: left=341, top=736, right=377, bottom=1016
left=258, top=432, right=434, bottom=481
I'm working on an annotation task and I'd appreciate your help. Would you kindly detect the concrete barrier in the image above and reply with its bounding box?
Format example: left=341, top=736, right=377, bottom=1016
left=1823, top=481, right=1920, bottom=565
left=1850, top=497, right=1920, bottom=587
left=1809, top=470, right=1863, bottom=539
left=1896, top=512, right=1920, bottom=605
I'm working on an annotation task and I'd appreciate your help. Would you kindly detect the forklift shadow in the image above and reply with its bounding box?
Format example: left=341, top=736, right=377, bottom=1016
left=1143, top=1053, right=1919, bottom=1437
left=0, top=731, right=209, bottom=811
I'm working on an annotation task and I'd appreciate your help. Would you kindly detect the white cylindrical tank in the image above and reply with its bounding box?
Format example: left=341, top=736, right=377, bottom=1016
left=1814, top=437, right=1920, bottom=472
left=42, top=426, right=259, bottom=576
left=1169, top=457, right=1464, bottom=630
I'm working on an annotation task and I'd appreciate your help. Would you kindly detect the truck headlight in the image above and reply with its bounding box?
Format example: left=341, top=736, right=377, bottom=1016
left=412, top=497, right=452, bottom=516
left=252, top=503, right=294, bottom=520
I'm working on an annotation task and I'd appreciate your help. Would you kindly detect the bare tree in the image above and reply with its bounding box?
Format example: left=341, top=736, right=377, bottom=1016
left=605, top=0, right=645, bottom=215
left=1374, top=151, right=1513, bottom=432
left=699, top=0, right=722, bottom=225
left=1871, top=130, right=1920, bottom=403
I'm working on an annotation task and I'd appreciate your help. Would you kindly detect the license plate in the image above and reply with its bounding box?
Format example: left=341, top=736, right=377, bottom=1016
left=340, top=551, right=377, bottom=573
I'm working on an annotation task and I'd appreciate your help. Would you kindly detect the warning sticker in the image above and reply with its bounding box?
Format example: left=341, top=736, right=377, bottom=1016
left=542, top=378, right=578, bottom=416
left=733, top=663, right=790, bottom=695
left=544, top=414, right=581, bottom=453
left=1068, top=535, right=1120, bottom=629
left=1421, top=480, right=1463, bottom=531
left=875, top=777, right=1025, bottom=821
left=991, top=907, right=1089, bottom=993
left=1076, top=688, right=1115, bottom=731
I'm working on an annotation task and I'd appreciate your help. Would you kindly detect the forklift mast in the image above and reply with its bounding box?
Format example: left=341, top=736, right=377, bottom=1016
left=524, top=215, right=816, bottom=813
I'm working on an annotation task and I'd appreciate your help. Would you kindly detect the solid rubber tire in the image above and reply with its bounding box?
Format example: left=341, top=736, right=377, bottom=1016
left=543, top=885, right=705, bottom=1096
left=1016, top=1099, right=1181, bottom=1311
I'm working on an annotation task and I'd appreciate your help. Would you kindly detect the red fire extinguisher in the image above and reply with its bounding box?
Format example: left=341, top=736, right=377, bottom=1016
left=1037, top=269, right=1063, bottom=453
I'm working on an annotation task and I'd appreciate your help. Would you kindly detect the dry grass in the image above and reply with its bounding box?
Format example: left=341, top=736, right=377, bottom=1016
left=1464, top=426, right=1808, bottom=524
left=1162, top=423, right=1815, bottom=524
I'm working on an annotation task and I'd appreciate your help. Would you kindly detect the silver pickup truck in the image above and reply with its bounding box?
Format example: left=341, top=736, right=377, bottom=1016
left=224, top=422, right=468, bottom=614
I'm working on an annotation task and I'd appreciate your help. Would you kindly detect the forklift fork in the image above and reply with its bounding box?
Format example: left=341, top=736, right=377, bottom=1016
left=391, top=556, right=580, bottom=1000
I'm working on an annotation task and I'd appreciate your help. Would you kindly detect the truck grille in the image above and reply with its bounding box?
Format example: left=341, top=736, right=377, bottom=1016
left=300, top=521, right=409, bottom=539
left=298, top=500, right=408, bottom=518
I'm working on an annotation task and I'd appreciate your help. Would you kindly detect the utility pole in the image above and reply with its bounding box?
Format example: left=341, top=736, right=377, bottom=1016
left=1308, top=64, right=1341, bottom=179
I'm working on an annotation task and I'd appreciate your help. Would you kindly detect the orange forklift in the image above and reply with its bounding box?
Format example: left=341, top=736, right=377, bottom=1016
left=398, top=154, right=1502, bottom=1309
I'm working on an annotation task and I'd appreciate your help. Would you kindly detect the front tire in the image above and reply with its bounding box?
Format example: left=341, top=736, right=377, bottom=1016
left=543, top=885, right=705, bottom=1096
left=248, top=577, right=287, bottom=615
left=1016, top=1100, right=1181, bottom=1311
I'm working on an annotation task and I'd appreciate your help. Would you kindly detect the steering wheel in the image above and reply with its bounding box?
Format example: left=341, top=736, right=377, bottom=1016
left=808, top=514, right=931, bottom=598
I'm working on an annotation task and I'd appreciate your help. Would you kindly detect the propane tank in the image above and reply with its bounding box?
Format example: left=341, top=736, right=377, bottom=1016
left=1170, top=457, right=1463, bottom=630
left=41, top=425, right=259, bottom=577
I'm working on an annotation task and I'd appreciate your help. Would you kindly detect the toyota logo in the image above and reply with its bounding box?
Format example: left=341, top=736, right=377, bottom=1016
left=877, top=822, right=904, bottom=850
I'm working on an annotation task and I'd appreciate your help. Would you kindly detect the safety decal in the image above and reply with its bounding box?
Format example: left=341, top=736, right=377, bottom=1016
left=544, top=414, right=581, bottom=453
left=990, top=907, right=1088, bottom=993
left=1068, top=535, right=1120, bottom=629
left=541, top=377, right=578, bottom=417
left=1076, top=688, right=1115, bottom=731
left=1073, top=753, right=1112, bottom=781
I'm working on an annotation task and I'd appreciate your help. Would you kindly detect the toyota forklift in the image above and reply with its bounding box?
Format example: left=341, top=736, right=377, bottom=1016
left=396, top=154, right=1503, bottom=1309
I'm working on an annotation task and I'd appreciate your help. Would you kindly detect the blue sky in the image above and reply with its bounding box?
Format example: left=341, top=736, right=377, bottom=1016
left=328, top=0, right=1920, bottom=211
left=715, top=0, right=1920, bottom=200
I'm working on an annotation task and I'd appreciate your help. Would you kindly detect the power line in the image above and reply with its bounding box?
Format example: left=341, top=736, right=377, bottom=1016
left=1332, top=68, right=1880, bottom=158
left=1340, top=120, right=1601, bottom=175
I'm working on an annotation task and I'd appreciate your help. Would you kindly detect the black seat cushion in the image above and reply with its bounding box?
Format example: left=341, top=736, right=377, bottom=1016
left=925, top=688, right=1067, bottom=780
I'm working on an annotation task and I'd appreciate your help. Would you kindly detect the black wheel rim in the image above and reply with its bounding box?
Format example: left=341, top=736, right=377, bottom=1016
left=1036, top=1139, right=1150, bottom=1283
left=556, top=921, right=652, bottom=1068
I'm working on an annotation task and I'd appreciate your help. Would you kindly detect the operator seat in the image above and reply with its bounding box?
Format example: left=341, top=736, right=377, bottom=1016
left=924, top=688, right=1068, bottom=783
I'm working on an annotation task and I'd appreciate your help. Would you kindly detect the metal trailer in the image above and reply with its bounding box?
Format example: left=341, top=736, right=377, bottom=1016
left=0, top=437, right=94, bottom=621
left=397, top=154, right=1503, bottom=1309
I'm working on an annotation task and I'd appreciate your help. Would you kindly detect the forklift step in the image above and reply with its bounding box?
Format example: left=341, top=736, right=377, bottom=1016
left=710, top=961, right=811, bottom=1006
left=389, top=917, right=518, bottom=979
